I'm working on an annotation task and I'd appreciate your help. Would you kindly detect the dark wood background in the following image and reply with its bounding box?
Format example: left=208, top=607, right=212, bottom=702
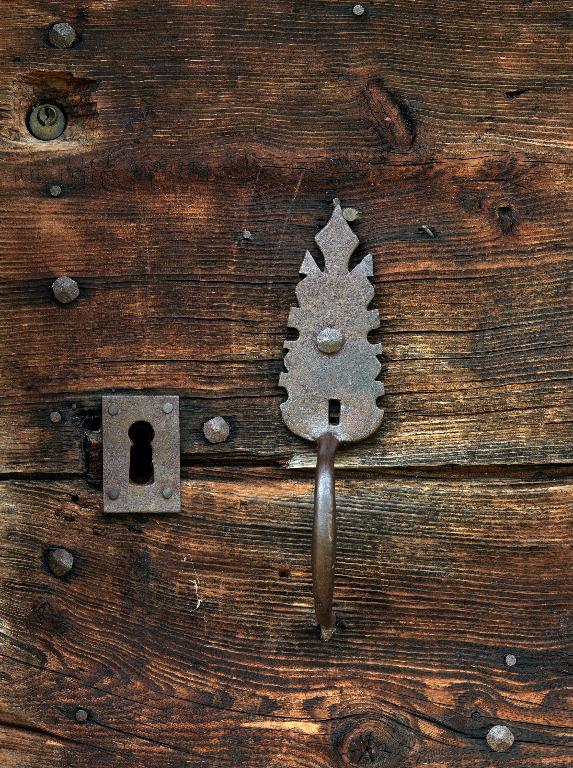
left=1, top=1, right=572, bottom=766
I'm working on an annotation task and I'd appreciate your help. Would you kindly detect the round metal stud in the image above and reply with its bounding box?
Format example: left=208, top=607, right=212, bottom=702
left=242, top=229, right=253, bottom=240
left=48, top=21, right=77, bottom=49
left=203, top=416, right=230, bottom=444
left=75, top=708, right=89, bottom=723
left=316, top=327, right=345, bottom=354
left=353, top=4, right=366, bottom=15
left=49, top=410, right=62, bottom=424
left=107, top=488, right=120, bottom=500
left=162, top=487, right=174, bottom=499
left=28, top=103, right=66, bottom=141
left=486, top=725, right=515, bottom=753
left=505, top=653, right=517, bottom=667
left=107, top=403, right=119, bottom=416
left=342, top=207, right=360, bottom=222
left=49, top=184, right=63, bottom=197
left=47, top=547, right=74, bottom=577
left=52, top=276, right=79, bottom=304
left=162, top=402, right=174, bottom=414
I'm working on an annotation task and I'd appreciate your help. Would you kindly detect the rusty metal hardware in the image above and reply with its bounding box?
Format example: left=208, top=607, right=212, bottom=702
left=28, top=103, right=66, bottom=141
left=103, top=395, right=180, bottom=514
left=279, top=200, right=384, bottom=640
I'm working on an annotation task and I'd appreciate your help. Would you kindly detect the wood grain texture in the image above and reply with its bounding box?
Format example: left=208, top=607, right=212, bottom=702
left=1, top=472, right=573, bottom=767
left=0, top=1, right=573, bottom=165
left=1, top=161, right=573, bottom=471
left=1, top=1, right=573, bottom=766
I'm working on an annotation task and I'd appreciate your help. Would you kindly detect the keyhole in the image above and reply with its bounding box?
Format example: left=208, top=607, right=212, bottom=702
left=128, top=421, right=155, bottom=485
left=328, top=399, right=341, bottom=425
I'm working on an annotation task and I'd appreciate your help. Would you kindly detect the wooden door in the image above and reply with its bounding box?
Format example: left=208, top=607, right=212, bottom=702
left=1, top=2, right=572, bottom=767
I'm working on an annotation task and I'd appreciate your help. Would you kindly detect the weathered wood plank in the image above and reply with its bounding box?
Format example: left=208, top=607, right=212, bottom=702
left=1, top=1, right=573, bottom=165
left=1, top=162, right=572, bottom=471
left=1, top=472, right=572, bottom=767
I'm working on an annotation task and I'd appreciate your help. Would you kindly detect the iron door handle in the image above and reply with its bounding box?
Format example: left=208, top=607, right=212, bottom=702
left=313, top=432, right=339, bottom=640
left=279, top=200, right=384, bottom=640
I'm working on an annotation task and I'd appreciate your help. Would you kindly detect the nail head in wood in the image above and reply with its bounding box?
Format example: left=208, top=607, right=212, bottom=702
left=342, top=207, right=360, bottom=222
left=486, top=725, right=515, bottom=752
left=203, top=416, right=230, bottom=444
left=52, top=276, right=79, bottom=304
left=48, top=21, right=77, bottom=49
left=47, top=547, right=74, bottom=577
left=49, top=184, right=62, bottom=197
left=353, top=4, right=366, bottom=15
left=49, top=410, right=62, bottom=424
left=74, top=708, right=89, bottom=723
left=505, top=653, right=517, bottom=667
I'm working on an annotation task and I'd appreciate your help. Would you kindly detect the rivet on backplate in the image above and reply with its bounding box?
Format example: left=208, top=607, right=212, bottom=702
left=316, top=327, right=345, bottom=354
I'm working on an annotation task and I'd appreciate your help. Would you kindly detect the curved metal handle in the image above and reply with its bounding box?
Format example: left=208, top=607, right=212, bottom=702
left=312, top=431, right=339, bottom=641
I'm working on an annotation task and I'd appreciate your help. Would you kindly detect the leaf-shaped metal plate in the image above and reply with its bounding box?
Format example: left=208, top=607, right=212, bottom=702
left=279, top=201, right=384, bottom=443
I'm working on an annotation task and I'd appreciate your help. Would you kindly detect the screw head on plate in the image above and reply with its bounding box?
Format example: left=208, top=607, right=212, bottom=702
left=162, top=487, right=174, bottom=499
left=48, top=21, right=77, bottom=49
left=107, top=403, right=119, bottom=416
left=162, top=402, right=174, bottom=414
left=107, top=487, right=120, bottom=500
left=52, top=276, right=79, bottom=304
left=47, top=547, right=74, bottom=577
left=316, top=327, right=345, bottom=354
left=203, top=416, right=230, bottom=444
left=486, top=725, right=515, bottom=753
left=28, top=103, right=66, bottom=141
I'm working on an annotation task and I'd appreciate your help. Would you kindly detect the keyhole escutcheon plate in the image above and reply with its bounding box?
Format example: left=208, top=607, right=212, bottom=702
left=102, top=395, right=180, bottom=514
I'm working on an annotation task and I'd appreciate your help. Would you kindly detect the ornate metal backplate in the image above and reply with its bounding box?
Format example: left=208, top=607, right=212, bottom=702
left=279, top=200, right=384, bottom=444
left=102, top=395, right=180, bottom=514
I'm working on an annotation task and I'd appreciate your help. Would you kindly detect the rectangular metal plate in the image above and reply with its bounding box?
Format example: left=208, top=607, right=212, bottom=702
left=102, top=395, right=180, bottom=514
